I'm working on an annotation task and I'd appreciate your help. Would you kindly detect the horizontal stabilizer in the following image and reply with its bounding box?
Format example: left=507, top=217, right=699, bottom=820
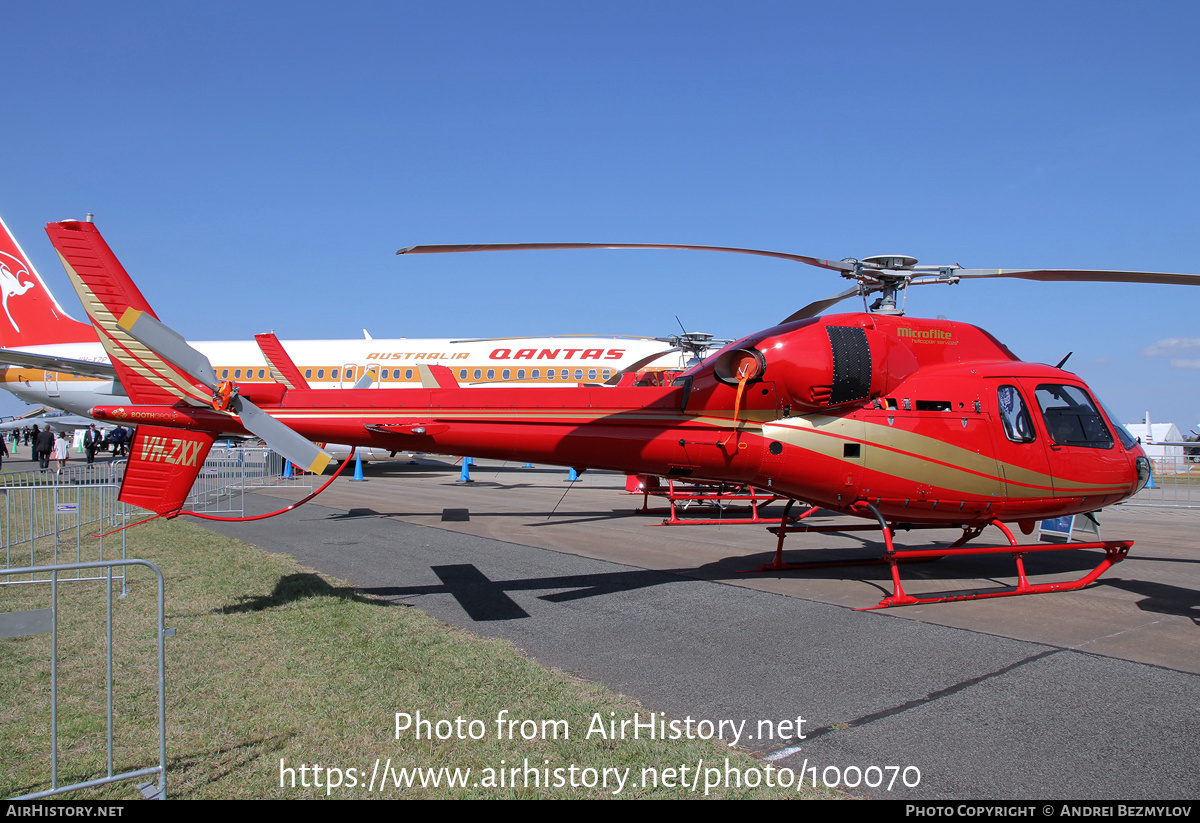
left=120, top=425, right=218, bottom=515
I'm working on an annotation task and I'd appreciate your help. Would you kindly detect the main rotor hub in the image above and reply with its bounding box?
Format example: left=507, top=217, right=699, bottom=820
left=862, top=254, right=918, bottom=270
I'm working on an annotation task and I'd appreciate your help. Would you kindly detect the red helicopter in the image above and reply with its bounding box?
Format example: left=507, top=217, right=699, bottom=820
left=46, top=221, right=1198, bottom=608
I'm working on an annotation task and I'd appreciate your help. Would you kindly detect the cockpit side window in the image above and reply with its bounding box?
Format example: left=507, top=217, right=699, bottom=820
left=998, top=385, right=1036, bottom=443
left=1035, top=384, right=1113, bottom=449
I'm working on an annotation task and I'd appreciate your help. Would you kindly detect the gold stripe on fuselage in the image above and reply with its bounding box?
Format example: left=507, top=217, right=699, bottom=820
left=764, top=414, right=1123, bottom=498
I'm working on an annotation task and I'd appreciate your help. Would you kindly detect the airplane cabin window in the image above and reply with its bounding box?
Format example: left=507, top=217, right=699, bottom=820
left=459, top=369, right=467, bottom=379
left=234, top=369, right=241, bottom=378
left=222, top=369, right=229, bottom=378
left=473, top=369, right=482, bottom=380
left=518, top=369, right=525, bottom=379
left=487, top=369, right=495, bottom=380
left=332, top=369, right=339, bottom=379
left=317, top=369, right=324, bottom=379
left=547, top=370, right=555, bottom=380
left=304, top=369, right=312, bottom=378
left=502, top=369, right=510, bottom=380
left=406, top=369, right=413, bottom=380
left=588, top=369, right=596, bottom=380
left=258, top=369, right=265, bottom=379
left=532, top=369, right=540, bottom=379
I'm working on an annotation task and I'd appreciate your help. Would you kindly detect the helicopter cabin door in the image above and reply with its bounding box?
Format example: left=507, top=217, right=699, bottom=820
left=989, top=381, right=1056, bottom=509
left=1023, top=381, right=1132, bottom=507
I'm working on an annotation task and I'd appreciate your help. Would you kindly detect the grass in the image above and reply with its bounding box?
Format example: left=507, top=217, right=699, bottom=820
left=2, top=517, right=840, bottom=799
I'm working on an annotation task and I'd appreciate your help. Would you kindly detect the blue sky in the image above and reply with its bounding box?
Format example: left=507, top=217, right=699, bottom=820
left=3, top=1, right=1197, bottom=429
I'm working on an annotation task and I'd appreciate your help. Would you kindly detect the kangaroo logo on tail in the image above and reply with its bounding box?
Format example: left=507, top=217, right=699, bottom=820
left=0, top=251, right=36, bottom=331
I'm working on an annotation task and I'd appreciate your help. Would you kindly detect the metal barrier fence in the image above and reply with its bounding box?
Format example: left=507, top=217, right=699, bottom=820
left=2, top=559, right=168, bottom=800
left=1126, top=453, right=1199, bottom=508
left=1, top=446, right=310, bottom=799
left=185, top=446, right=313, bottom=516
left=2, top=447, right=312, bottom=584
left=0, top=464, right=131, bottom=587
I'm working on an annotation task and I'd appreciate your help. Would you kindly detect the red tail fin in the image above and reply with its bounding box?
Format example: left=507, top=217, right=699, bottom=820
left=0, top=215, right=95, bottom=347
left=120, top=425, right=218, bottom=515
left=46, top=220, right=212, bottom=407
left=418, top=363, right=459, bottom=388
left=254, top=333, right=310, bottom=389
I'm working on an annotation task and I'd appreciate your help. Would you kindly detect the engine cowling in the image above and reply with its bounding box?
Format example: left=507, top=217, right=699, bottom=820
left=713, top=319, right=918, bottom=412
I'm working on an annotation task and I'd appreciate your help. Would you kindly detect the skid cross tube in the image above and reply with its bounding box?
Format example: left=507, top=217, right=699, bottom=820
left=751, top=505, right=1133, bottom=609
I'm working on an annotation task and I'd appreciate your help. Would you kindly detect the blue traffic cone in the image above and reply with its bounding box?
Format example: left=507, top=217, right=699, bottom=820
left=283, top=460, right=293, bottom=478
left=351, top=452, right=365, bottom=482
left=566, top=467, right=578, bottom=482
left=458, top=456, right=474, bottom=483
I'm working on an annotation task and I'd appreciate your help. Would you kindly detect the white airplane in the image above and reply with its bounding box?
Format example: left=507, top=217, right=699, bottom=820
left=0, top=216, right=705, bottom=423
left=0, top=411, right=107, bottom=431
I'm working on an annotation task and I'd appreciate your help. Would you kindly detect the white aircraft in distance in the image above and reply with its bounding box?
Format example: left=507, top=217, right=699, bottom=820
left=0, top=411, right=110, bottom=432
left=0, top=216, right=711, bottom=425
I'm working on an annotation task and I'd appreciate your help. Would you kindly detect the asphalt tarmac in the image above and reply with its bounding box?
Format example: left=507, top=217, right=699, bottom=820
left=190, top=458, right=1198, bottom=801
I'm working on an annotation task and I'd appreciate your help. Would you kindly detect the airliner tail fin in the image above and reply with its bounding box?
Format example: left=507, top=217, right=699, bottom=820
left=0, top=215, right=95, bottom=347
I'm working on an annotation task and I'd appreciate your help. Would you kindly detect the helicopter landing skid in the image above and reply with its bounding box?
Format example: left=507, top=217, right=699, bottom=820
left=752, top=501, right=1132, bottom=610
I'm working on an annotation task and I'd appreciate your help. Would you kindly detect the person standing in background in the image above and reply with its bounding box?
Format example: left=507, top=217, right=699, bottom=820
left=35, top=426, right=53, bottom=470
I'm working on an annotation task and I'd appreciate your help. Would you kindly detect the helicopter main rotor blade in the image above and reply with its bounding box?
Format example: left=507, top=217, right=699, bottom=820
left=952, top=268, right=1200, bottom=287
left=118, top=309, right=220, bottom=389
left=398, top=242, right=858, bottom=273
left=233, top=396, right=332, bottom=475
left=778, top=286, right=862, bottom=324
left=604, top=347, right=683, bottom=385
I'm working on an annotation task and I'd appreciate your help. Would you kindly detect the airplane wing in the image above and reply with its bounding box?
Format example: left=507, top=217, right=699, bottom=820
left=0, top=413, right=107, bottom=431
left=0, top=348, right=117, bottom=380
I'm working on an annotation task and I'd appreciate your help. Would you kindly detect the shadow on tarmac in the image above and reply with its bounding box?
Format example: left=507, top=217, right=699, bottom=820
left=217, top=573, right=400, bottom=614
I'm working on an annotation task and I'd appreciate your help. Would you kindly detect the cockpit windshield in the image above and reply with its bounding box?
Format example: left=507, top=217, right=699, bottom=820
left=1034, top=384, right=1113, bottom=449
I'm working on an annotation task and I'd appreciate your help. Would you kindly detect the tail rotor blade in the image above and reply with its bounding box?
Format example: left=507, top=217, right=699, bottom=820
left=233, top=396, right=332, bottom=475
left=117, top=309, right=220, bottom=389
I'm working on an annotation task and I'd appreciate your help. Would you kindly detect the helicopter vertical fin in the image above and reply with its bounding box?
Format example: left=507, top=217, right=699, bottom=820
left=254, top=332, right=310, bottom=389
left=120, top=425, right=218, bottom=515
left=46, top=220, right=212, bottom=407
left=417, top=363, right=459, bottom=388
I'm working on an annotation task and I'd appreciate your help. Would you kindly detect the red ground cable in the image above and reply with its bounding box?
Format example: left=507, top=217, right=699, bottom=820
left=94, top=448, right=355, bottom=534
